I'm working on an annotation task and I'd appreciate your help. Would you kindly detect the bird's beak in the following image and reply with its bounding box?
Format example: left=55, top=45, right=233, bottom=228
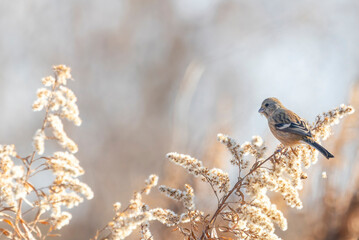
left=258, top=107, right=264, bottom=113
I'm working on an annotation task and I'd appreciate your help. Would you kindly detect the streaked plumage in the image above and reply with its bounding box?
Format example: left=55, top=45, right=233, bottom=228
left=259, top=97, right=334, bottom=159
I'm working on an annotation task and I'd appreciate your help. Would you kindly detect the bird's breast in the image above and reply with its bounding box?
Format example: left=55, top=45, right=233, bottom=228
left=268, top=123, right=302, bottom=146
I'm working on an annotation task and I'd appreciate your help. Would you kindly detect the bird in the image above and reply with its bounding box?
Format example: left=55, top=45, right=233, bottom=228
left=258, top=97, right=334, bottom=159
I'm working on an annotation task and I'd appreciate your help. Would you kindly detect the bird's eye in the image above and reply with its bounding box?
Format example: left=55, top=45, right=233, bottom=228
left=265, top=103, right=269, bottom=107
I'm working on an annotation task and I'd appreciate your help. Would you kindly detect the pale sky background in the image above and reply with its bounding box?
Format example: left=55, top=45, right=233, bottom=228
left=0, top=1, right=358, bottom=239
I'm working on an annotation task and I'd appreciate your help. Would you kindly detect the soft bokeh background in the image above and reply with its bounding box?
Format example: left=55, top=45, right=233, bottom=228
left=1, top=1, right=359, bottom=239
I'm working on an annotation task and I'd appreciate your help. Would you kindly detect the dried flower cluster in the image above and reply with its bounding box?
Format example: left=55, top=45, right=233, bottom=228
left=96, top=104, right=354, bottom=240
left=312, top=104, right=355, bottom=140
left=0, top=65, right=92, bottom=239
left=0, top=145, right=26, bottom=212
left=94, top=174, right=203, bottom=240
left=159, top=184, right=195, bottom=210
left=210, top=104, right=354, bottom=239
left=33, top=66, right=81, bottom=154
left=167, top=152, right=230, bottom=194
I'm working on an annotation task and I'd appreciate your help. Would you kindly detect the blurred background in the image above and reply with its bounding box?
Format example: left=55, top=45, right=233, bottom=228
left=0, top=1, right=359, bottom=239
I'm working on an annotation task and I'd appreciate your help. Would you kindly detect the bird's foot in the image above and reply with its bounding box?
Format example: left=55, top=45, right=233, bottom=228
left=290, top=147, right=298, bottom=157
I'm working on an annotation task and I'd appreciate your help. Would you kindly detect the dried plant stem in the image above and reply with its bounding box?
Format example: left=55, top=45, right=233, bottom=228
left=14, top=151, right=36, bottom=238
left=0, top=66, right=92, bottom=239
left=200, top=151, right=277, bottom=239
left=13, top=81, right=59, bottom=239
left=91, top=104, right=354, bottom=240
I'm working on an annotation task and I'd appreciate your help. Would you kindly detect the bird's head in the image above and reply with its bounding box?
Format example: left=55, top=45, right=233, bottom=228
left=258, top=97, right=284, bottom=117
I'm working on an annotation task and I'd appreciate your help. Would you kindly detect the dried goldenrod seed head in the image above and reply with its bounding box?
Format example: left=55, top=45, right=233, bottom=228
left=143, top=174, right=159, bottom=195
left=95, top=103, right=354, bottom=239
left=53, top=65, right=72, bottom=85
left=33, top=129, right=45, bottom=155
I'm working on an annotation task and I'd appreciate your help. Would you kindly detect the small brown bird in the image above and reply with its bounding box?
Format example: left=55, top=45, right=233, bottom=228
left=259, top=97, right=334, bottom=159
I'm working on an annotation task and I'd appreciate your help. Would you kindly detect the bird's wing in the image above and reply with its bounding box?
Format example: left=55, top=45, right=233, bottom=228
left=273, top=110, right=312, bottom=137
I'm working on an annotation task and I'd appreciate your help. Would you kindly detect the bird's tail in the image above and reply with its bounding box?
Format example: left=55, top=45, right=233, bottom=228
left=303, top=138, right=334, bottom=159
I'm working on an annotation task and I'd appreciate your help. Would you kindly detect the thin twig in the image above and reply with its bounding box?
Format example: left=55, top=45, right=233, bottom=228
left=199, top=151, right=277, bottom=239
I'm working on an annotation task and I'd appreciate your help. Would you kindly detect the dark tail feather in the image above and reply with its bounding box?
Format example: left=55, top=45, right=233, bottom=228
left=303, top=138, right=334, bottom=159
